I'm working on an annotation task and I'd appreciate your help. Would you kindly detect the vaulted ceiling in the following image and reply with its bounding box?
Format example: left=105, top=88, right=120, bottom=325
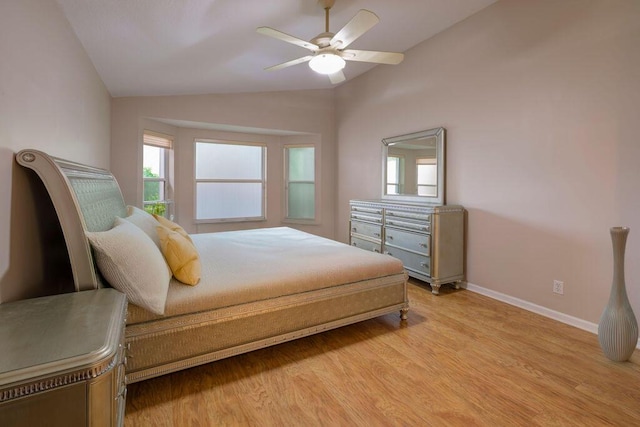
left=56, top=0, right=498, bottom=97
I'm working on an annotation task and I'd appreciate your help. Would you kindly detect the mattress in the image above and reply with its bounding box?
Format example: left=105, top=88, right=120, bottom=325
left=126, top=227, right=405, bottom=325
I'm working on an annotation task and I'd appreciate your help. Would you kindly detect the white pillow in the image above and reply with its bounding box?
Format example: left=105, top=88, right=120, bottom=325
left=125, top=205, right=161, bottom=248
left=86, top=217, right=171, bottom=315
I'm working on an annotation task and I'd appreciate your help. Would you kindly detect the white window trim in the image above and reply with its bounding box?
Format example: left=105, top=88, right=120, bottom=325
left=386, top=154, right=404, bottom=195
left=194, top=139, right=267, bottom=224
left=283, top=144, right=318, bottom=225
left=143, top=130, right=173, bottom=217
left=416, top=157, right=437, bottom=197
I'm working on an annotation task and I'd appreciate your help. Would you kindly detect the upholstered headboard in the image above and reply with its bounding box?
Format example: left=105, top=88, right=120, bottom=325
left=16, top=149, right=127, bottom=292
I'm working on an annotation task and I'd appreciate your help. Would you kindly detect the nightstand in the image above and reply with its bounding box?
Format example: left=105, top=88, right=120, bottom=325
left=0, top=289, right=127, bottom=427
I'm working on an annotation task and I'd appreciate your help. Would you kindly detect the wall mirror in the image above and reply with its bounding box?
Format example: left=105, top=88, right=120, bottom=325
left=382, top=127, right=445, bottom=205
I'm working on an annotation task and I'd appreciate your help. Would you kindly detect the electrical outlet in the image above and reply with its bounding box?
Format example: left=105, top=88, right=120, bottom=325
left=553, top=280, right=564, bottom=295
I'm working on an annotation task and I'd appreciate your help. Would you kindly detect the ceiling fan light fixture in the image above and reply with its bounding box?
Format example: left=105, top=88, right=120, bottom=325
left=309, top=53, right=345, bottom=75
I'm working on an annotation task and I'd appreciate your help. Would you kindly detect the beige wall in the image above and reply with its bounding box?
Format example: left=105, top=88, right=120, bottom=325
left=111, top=90, right=336, bottom=238
left=0, top=0, right=111, bottom=302
left=336, top=0, right=640, bottom=324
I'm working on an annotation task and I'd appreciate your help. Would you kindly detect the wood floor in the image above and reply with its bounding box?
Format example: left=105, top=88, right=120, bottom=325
left=125, top=280, right=640, bottom=426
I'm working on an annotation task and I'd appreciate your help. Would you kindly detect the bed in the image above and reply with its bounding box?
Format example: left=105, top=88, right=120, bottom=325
left=16, top=149, right=408, bottom=384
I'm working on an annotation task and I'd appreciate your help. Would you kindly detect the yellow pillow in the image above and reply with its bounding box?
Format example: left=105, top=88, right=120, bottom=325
left=153, top=215, right=193, bottom=243
left=156, top=225, right=201, bottom=286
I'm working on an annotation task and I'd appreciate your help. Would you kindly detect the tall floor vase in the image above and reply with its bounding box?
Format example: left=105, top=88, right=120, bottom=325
left=598, top=227, right=638, bottom=362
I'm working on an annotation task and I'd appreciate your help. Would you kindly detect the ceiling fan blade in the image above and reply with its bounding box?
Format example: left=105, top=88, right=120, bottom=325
left=342, top=49, right=404, bottom=65
left=330, top=9, right=379, bottom=49
left=257, top=27, right=319, bottom=52
left=265, top=55, right=313, bottom=72
left=328, top=70, right=346, bottom=84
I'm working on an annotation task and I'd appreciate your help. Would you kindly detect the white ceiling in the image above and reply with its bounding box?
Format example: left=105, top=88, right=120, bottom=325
left=56, top=0, right=498, bottom=97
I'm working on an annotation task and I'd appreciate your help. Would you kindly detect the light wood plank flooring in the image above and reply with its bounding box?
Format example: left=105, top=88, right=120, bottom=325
left=125, top=280, right=640, bottom=426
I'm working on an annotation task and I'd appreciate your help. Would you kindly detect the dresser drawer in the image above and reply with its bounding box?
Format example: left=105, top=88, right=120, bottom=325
left=351, top=212, right=383, bottom=224
left=351, top=220, right=382, bottom=240
left=385, top=209, right=431, bottom=223
left=350, top=236, right=382, bottom=253
left=385, top=227, right=430, bottom=256
left=351, top=205, right=383, bottom=216
left=385, top=218, right=431, bottom=233
left=384, top=245, right=430, bottom=275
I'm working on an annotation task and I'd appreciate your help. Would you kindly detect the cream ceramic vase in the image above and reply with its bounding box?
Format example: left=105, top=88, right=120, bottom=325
left=598, top=227, right=638, bottom=362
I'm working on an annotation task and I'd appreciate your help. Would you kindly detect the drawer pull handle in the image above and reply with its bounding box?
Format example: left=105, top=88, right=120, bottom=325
left=374, top=249, right=380, bottom=253
left=420, top=262, right=429, bottom=268
left=387, top=235, right=393, bottom=240
left=352, top=242, right=357, bottom=246
left=373, top=233, right=380, bottom=237
left=352, top=227, right=357, bottom=232
left=419, top=243, right=427, bottom=248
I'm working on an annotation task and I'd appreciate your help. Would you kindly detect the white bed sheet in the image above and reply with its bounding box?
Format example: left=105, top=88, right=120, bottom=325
left=126, top=227, right=404, bottom=324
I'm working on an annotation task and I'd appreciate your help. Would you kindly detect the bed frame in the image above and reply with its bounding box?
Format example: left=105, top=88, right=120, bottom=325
left=17, top=149, right=409, bottom=383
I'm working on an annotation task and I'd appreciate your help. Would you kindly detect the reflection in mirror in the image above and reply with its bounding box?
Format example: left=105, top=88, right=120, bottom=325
left=382, top=127, right=445, bottom=204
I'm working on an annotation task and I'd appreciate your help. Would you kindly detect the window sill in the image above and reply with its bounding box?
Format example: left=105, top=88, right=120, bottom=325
left=282, top=218, right=320, bottom=226
left=195, top=217, right=267, bottom=224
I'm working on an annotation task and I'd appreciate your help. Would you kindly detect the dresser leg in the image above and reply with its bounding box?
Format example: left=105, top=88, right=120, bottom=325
left=400, top=307, right=409, bottom=320
left=430, top=284, right=441, bottom=295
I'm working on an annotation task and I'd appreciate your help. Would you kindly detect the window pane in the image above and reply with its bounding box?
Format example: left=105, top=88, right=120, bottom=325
left=418, top=185, right=437, bottom=196
left=387, top=157, right=400, bottom=184
left=288, top=147, right=314, bottom=181
left=143, top=201, right=169, bottom=217
left=417, top=164, right=437, bottom=186
left=196, top=182, right=262, bottom=219
left=143, top=145, right=165, bottom=178
left=288, top=183, right=315, bottom=219
left=196, top=143, right=263, bottom=180
left=143, top=180, right=164, bottom=202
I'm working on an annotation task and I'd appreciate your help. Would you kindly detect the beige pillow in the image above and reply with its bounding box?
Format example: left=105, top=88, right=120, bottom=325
left=126, top=205, right=161, bottom=248
left=86, top=217, right=171, bottom=315
left=153, top=215, right=193, bottom=243
left=156, top=225, right=201, bottom=286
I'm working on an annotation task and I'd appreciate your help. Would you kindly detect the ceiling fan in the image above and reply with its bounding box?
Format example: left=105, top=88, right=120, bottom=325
left=257, top=0, right=404, bottom=84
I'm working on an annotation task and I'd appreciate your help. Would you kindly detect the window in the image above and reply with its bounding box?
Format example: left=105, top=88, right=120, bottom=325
left=416, top=158, right=437, bottom=196
left=285, top=145, right=315, bottom=220
left=195, top=140, right=266, bottom=222
left=386, top=155, right=403, bottom=195
left=143, top=131, right=173, bottom=218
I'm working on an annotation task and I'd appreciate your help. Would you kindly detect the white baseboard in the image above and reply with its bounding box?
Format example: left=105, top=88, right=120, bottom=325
left=462, top=282, right=640, bottom=350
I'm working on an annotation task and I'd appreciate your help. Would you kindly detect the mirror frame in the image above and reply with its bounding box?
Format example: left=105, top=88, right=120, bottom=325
left=381, top=127, right=446, bottom=205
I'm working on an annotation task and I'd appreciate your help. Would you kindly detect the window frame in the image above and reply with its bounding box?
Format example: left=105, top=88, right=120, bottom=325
left=143, top=130, right=173, bottom=218
left=386, top=154, right=404, bottom=195
left=283, top=144, right=317, bottom=223
left=416, top=157, right=437, bottom=197
left=194, top=139, right=267, bottom=224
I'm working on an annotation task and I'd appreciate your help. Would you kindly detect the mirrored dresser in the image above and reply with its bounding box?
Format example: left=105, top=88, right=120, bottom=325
left=0, top=289, right=127, bottom=427
left=350, top=200, right=465, bottom=294
left=356, top=126, right=465, bottom=293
